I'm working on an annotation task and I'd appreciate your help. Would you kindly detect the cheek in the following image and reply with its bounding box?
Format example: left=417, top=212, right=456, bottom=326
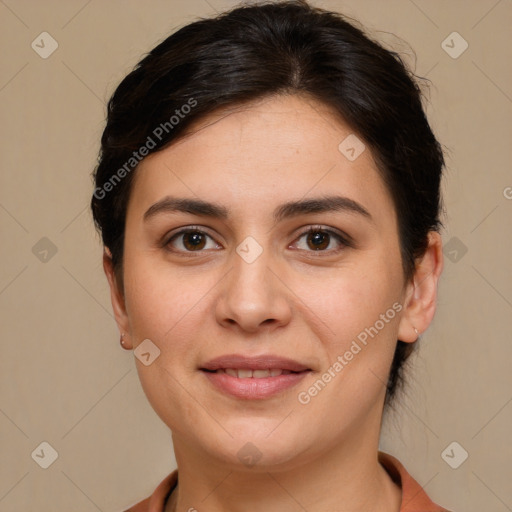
left=293, top=260, right=403, bottom=350
left=122, top=258, right=217, bottom=432
left=292, top=268, right=403, bottom=425
left=123, top=255, right=214, bottom=351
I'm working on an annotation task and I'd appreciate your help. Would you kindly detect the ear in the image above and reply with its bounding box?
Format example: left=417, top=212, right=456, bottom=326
left=397, top=231, right=444, bottom=343
left=103, top=248, right=132, bottom=349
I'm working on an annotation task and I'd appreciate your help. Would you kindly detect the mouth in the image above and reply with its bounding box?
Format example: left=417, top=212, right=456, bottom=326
left=200, top=355, right=312, bottom=399
left=203, top=368, right=299, bottom=378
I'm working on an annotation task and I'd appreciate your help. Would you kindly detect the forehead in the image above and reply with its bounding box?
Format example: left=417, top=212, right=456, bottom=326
left=127, top=94, right=396, bottom=226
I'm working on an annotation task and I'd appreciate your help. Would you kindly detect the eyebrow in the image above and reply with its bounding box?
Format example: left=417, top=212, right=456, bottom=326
left=143, top=195, right=372, bottom=223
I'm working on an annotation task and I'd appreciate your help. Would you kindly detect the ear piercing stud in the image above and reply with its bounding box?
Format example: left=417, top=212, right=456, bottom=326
left=413, top=327, right=419, bottom=335
left=120, top=333, right=126, bottom=347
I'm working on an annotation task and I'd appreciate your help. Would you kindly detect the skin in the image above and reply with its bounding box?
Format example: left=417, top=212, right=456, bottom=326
left=104, top=94, right=443, bottom=512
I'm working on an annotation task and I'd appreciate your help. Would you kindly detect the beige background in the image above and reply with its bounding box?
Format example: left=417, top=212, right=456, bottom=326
left=0, top=0, right=511, bottom=510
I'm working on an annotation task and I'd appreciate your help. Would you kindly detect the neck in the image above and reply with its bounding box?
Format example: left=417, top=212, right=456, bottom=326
left=166, top=411, right=401, bottom=512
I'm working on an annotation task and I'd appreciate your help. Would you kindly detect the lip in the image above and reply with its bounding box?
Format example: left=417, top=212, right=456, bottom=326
left=200, top=354, right=311, bottom=400
left=201, top=354, right=310, bottom=372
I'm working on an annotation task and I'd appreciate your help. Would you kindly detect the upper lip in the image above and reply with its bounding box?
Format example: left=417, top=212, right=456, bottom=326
left=201, top=354, right=310, bottom=372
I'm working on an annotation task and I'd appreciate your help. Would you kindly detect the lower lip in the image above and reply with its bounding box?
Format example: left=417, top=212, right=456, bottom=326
left=202, top=370, right=310, bottom=399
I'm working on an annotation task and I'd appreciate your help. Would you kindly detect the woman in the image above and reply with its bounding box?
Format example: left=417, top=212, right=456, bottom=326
left=91, top=1, right=450, bottom=510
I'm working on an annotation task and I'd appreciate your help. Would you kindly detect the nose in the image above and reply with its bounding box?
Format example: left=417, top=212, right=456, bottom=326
left=215, top=244, right=293, bottom=334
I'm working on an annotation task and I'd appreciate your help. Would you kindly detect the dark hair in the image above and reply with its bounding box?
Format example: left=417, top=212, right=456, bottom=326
left=91, top=0, right=444, bottom=407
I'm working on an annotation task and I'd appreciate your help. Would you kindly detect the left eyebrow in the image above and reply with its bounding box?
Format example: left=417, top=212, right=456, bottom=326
left=143, top=195, right=372, bottom=223
left=273, top=195, right=373, bottom=223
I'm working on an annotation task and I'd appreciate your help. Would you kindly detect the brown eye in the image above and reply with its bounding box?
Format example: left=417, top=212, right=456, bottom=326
left=166, top=228, right=220, bottom=253
left=292, top=227, right=349, bottom=253
left=306, top=230, right=330, bottom=250
left=182, top=231, right=207, bottom=251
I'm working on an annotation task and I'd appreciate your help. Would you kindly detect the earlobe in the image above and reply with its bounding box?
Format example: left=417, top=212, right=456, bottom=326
left=397, top=232, right=444, bottom=343
left=103, top=248, right=132, bottom=349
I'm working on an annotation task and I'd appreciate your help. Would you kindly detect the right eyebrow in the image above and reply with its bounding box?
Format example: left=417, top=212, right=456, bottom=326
left=143, top=197, right=229, bottom=222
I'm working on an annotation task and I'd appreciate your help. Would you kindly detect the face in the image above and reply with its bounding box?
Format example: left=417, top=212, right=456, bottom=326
left=109, top=94, right=429, bottom=470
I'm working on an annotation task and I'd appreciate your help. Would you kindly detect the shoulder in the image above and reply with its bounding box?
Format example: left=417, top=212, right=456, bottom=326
left=122, top=470, right=178, bottom=512
left=378, top=451, right=454, bottom=512
left=123, top=497, right=150, bottom=512
left=125, top=459, right=456, bottom=512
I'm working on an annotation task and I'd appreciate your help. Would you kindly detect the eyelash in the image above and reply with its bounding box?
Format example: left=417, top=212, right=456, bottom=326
left=163, top=225, right=351, bottom=256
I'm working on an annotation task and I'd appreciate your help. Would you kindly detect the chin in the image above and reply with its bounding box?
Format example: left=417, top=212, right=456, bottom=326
left=198, top=421, right=317, bottom=472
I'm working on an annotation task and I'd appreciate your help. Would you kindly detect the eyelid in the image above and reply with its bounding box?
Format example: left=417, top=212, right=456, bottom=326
left=289, top=224, right=352, bottom=252
left=162, top=224, right=353, bottom=254
left=162, top=225, right=222, bottom=252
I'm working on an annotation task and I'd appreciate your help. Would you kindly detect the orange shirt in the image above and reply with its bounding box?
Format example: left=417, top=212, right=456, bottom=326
left=124, top=451, right=452, bottom=512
